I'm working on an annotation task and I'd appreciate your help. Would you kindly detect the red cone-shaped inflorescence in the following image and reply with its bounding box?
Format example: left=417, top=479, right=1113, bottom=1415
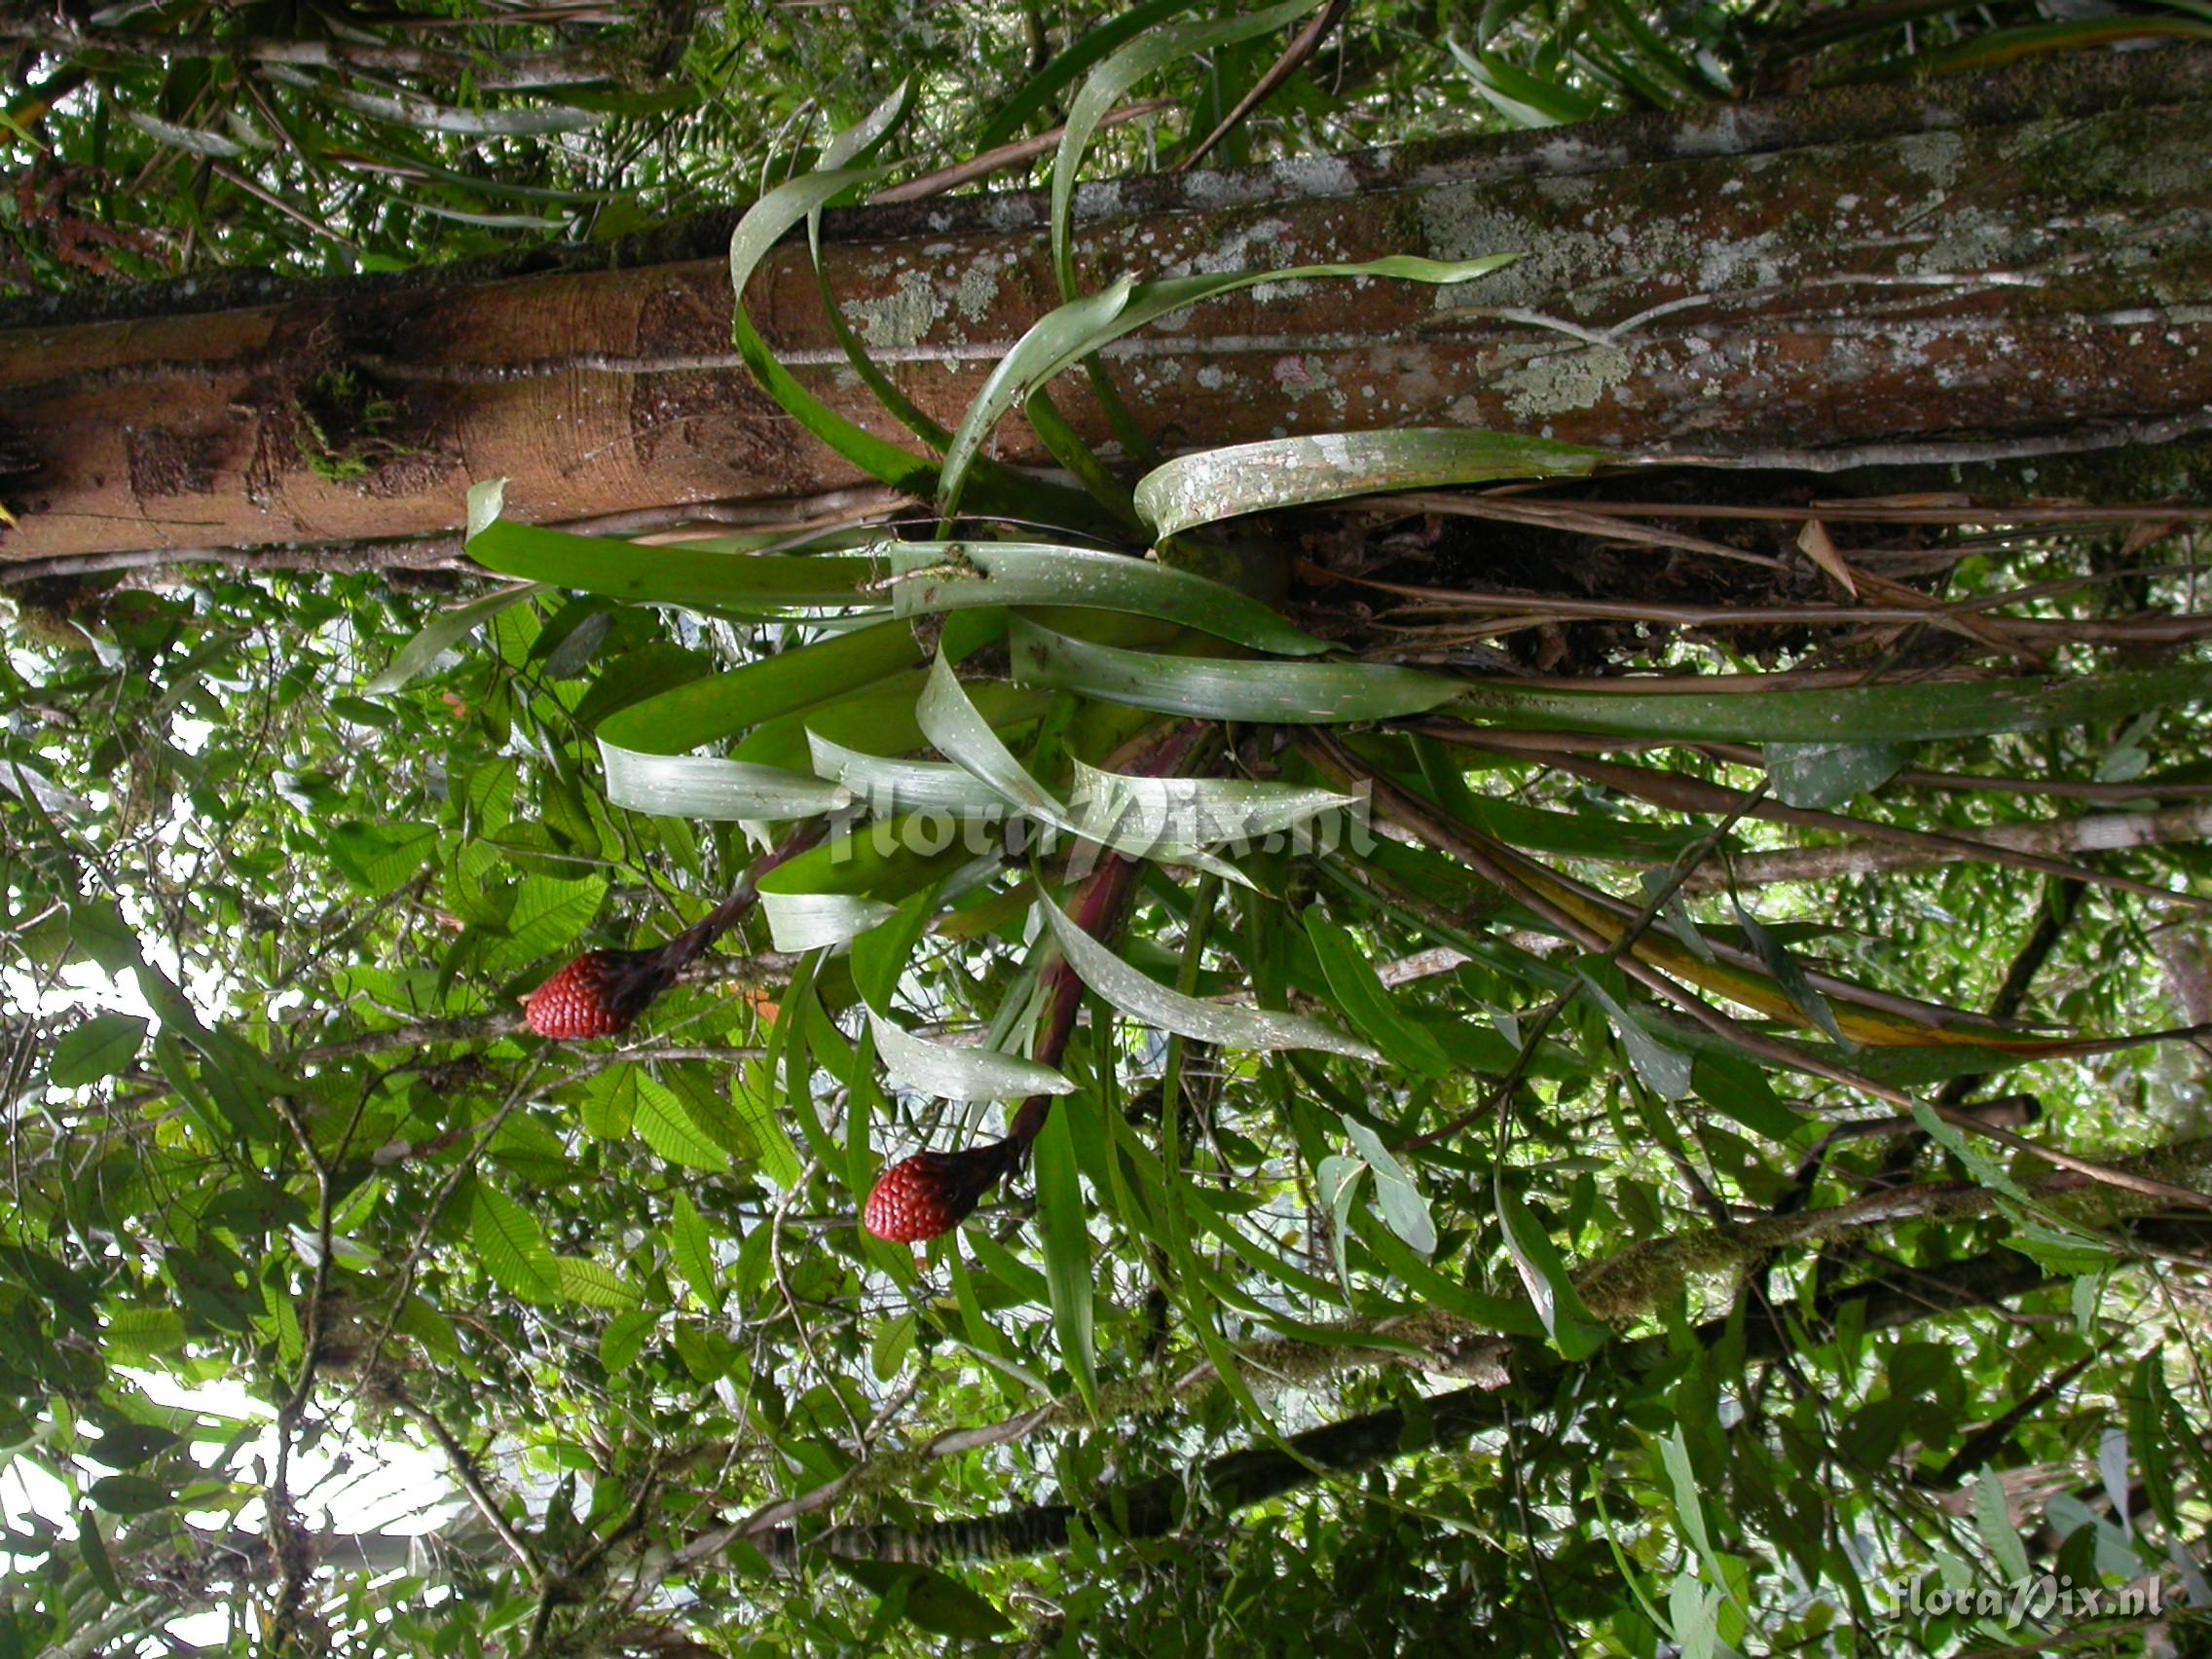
left=523, top=948, right=675, bottom=1040
left=863, top=1138, right=1023, bottom=1242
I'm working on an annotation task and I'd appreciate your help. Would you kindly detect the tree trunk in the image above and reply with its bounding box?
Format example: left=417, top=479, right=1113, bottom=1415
left=5, top=47, right=2212, bottom=569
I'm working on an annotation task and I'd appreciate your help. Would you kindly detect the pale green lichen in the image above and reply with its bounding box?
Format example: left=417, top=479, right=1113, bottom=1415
left=1500, top=343, right=1633, bottom=420
left=851, top=269, right=941, bottom=351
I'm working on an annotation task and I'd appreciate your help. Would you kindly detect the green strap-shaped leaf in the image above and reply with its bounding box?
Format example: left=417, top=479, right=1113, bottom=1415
left=1135, top=427, right=1603, bottom=539
left=974, top=0, right=1204, bottom=150
left=600, top=748, right=853, bottom=822
left=887, top=539, right=1328, bottom=656
left=602, top=622, right=923, bottom=757
left=1041, top=888, right=1377, bottom=1058
left=729, top=166, right=938, bottom=493
left=1443, top=662, right=2212, bottom=743
left=1011, top=615, right=1464, bottom=723
left=1069, top=756, right=1359, bottom=847
left=760, top=891, right=902, bottom=953
left=1446, top=36, right=1604, bottom=126
left=1305, top=919, right=1453, bottom=1077
left=940, top=258, right=1523, bottom=521
left=1051, top=0, right=1324, bottom=296
left=868, top=1010, right=1077, bottom=1103
left=808, top=733, right=1009, bottom=819
left=917, top=654, right=1247, bottom=882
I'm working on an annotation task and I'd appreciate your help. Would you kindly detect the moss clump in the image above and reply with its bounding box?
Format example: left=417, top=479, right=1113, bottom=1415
left=291, top=367, right=410, bottom=482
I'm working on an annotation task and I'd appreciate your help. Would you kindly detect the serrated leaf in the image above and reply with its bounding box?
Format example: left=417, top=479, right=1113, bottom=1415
left=103, top=1307, right=185, bottom=1360
left=553, top=1256, right=642, bottom=1309
left=600, top=1308, right=656, bottom=1375
left=632, top=1076, right=731, bottom=1172
left=669, top=1191, right=719, bottom=1311
left=468, top=1184, right=561, bottom=1305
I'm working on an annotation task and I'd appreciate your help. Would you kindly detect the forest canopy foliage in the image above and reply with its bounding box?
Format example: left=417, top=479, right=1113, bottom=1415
left=5, top=3, right=2212, bottom=1656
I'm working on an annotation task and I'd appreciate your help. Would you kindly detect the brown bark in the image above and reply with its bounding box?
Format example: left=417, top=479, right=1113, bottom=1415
left=5, top=48, right=2212, bottom=565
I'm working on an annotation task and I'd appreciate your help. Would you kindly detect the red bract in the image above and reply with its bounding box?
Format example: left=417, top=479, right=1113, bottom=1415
left=863, top=1140, right=1021, bottom=1242
left=524, top=949, right=667, bottom=1039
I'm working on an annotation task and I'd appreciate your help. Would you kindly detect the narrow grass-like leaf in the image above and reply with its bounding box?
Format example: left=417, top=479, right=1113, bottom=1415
left=887, top=540, right=1327, bottom=655
left=868, top=1010, right=1076, bottom=1102
left=975, top=0, right=1203, bottom=150
left=1041, top=888, right=1377, bottom=1058
left=128, top=110, right=249, bottom=158
left=730, top=166, right=938, bottom=493
left=1136, top=428, right=1602, bottom=539
left=941, top=259, right=1522, bottom=521
left=1446, top=37, right=1604, bottom=125
left=1012, top=616, right=1462, bottom=722
left=1033, top=1105, right=1098, bottom=1411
